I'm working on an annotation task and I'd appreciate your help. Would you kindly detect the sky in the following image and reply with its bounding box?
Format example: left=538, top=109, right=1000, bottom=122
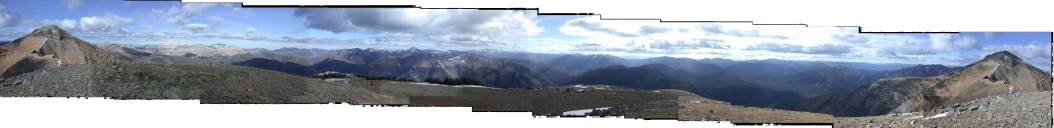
left=0, top=0, right=1050, bottom=69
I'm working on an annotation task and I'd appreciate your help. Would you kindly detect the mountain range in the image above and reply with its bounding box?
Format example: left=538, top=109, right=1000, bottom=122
left=97, top=37, right=1000, bottom=111
left=0, top=25, right=404, bottom=104
left=1, top=25, right=1049, bottom=119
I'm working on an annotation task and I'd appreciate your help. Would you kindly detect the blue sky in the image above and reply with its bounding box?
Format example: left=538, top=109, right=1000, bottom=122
left=0, top=0, right=1050, bottom=69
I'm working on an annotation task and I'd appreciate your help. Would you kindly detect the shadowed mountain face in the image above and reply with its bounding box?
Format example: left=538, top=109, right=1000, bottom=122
left=570, top=64, right=804, bottom=107
left=780, top=51, right=1052, bottom=117
left=234, top=58, right=318, bottom=76
left=572, top=64, right=694, bottom=90
left=546, top=54, right=629, bottom=75
left=231, top=49, right=553, bottom=88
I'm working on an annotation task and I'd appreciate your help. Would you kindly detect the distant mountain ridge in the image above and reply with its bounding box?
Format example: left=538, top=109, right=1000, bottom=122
left=97, top=41, right=996, bottom=114
left=101, top=44, right=966, bottom=103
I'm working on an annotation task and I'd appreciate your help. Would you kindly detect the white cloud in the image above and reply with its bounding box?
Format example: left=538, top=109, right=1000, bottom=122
left=62, top=0, right=84, bottom=10
left=246, top=27, right=257, bottom=34
left=79, top=14, right=134, bottom=33
left=930, top=34, right=979, bottom=51
left=181, top=23, right=211, bottom=33
left=44, top=14, right=134, bottom=34
left=553, top=17, right=1027, bottom=65
left=209, top=16, right=225, bottom=23
left=157, top=3, right=220, bottom=25
left=558, top=16, right=858, bottom=57
left=293, top=8, right=542, bottom=46
left=0, top=4, right=18, bottom=28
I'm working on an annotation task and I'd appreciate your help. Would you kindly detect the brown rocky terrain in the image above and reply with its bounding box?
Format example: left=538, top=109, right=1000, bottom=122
left=679, top=96, right=834, bottom=123
left=789, top=51, right=1052, bottom=117
left=834, top=91, right=1052, bottom=128
left=890, top=51, right=1051, bottom=114
left=0, top=63, right=405, bottom=104
left=0, top=25, right=125, bottom=78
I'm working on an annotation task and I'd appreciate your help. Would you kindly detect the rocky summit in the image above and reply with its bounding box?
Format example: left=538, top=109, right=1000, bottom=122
left=0, top=25, right=126, bottom=77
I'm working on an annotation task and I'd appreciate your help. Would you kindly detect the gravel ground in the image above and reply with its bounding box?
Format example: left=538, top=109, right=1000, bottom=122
left=0, top=63, right=406, bottom=104
left=679, top=96, right=834, bottom=123
left=834, top=91, right=1052, bottom=128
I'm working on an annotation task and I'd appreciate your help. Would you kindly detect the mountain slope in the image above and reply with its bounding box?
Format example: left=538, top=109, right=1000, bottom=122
left=890, top=51, right=1051, bottom=113
left=0, top=25, right=126, bottom=77
left=572, top=64, right=804, bottom=107
left=788, top=51, right=1052, bottom=117
left=223, top=49, right=553, bottom=88
left=0, top=26, right=404, bottom=104
left=572, top=64, right=694, bottom=90
left=546, top=54, right=628, bottom=75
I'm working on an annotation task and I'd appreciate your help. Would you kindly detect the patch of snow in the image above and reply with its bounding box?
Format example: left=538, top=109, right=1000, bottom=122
left=561, top=107, right=611, bottom=116
left=413, top=82, right=444, bottom=86
left=1008, top=84, right=1014, bottom=94
left=452, top=85, right=502, bottom=89
left=922, top=112, right=948, bottom=120
left=323, top=78, right=346, bottom=82
left=906, top=116, right=924, bottom=120
left=689, top=100, right=702, bottom=103
left=39, top=37, right=48, bottom=49
left=570, top=85, right=608, bottom=90
left=447, top=56, right=467, bottom=64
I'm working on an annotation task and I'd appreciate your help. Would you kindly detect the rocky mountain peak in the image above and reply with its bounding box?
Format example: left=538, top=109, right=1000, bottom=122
left=981, top=51, right=1022, bottom=63
left=28, top=25, right=75, bottom=39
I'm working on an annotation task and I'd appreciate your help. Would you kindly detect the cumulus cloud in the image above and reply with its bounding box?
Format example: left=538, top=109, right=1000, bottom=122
left=246, top=27, right=257, bottom=34
left=0, top=4, right=18, bottom=28
left=746, top=42, right=854, bottom=55
left=181, top=23, right=211, bottom=33
left=293, top=8, right=542, bottom=46
left=929, top=34, right=979, bottom=51
left=639, top=26, right=673, bottom=35
left=77, top=14, right=134, bottom=33
left=648, top=39, right=730, bottom=50
left=698, top=24, right=788, bottom=39
left=35, top=14, right=134, bottom=34
left=555, top=18, right=1042, bottom=66
left=564, top=19, right=640, bottom=37
left=560, top=17, right=845, bottom=56
left=63, top=0, right=84, bottom=10
left=829, top=30, right=943, bottom=57
left=156, top=3, right=220, bottom=25
left=746, top=43, right=805, bottom=53
left=803, top=43, right=854, bottom=55
left=561, top=18, right=677, bottom=38
left=572, top=42, right=651, bottom=53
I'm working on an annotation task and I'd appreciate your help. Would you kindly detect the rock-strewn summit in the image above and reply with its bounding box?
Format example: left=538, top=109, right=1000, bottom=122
left=0, top=25, right=126, bottom=77
left=792, top=51, right=1052, bottom=117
